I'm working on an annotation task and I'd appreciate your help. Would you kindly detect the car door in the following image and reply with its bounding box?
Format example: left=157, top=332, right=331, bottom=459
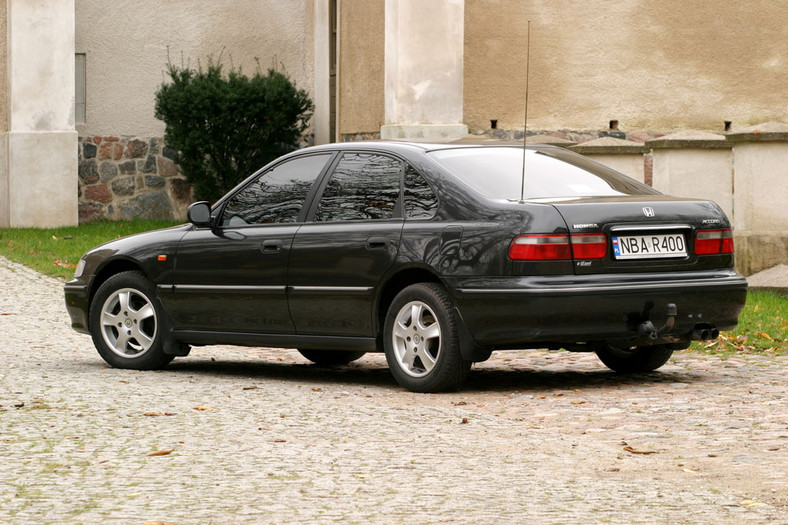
left=165, top=152, right=334, bottom=334
left=287, top=152, right=405, bottom=337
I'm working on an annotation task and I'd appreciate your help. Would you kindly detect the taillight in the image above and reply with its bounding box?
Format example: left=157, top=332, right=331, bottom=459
left=509, top=233, right=608, bottom=260
left=509, top=235, right=571, bottom=260
left=570, top=234, right=607, bottom=259
left=695, top=229, right=734, bottom=255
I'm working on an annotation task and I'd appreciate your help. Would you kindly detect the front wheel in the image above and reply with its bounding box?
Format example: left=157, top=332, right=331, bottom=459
left=297, top=349, right=366, bottom=366
left=89, top=271, right=174, bottom=370
left=595, top=343, right=674, bottom=373
left=384, top=283, right=471, bottom=393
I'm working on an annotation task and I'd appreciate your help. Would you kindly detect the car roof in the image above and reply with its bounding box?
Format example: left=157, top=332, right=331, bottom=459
left=298, top=140, right=565, bottom=156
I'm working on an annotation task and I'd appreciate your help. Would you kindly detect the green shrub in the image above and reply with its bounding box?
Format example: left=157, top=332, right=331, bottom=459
left=155, top=58, right=314, bottom=201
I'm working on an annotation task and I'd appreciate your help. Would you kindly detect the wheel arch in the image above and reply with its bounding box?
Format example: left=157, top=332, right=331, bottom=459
left=374, top=266, right=491, bottom=362
left=375, top=266, right=441, bottom=339
left=88, top=258, right=148, bottom=313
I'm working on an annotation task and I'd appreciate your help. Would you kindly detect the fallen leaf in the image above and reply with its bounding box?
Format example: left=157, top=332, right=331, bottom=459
left=143, top=521, right=178, bottom=525
left=623, top=446, right=657, bottom=455
left=144, top=412, right=163, bottom=417
left=682, top=468, right=699, bottom=473
left=146, top=449, right=174, bottom=457
left=242, top=386, right=258, bottom=390
left=738, top=499, right=765, bottom=507
left=192, top=406, right=215, bottom=411
left=312, top=387, right=323, bottom=392
left=452, top=401, right=468, bottom=406
left=571, top=400, right=587, bottom=405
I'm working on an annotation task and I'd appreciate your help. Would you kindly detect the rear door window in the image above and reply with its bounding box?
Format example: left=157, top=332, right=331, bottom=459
left=314, top=153, right=402, bottom=221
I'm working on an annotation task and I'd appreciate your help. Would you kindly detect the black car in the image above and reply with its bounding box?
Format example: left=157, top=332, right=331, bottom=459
left=65, top=142, right=747, bottom=392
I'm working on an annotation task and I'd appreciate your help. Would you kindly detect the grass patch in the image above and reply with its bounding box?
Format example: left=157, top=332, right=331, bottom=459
left=692, top=291, right=788, bottom=356
left=0, top=220, right=181, bottom=281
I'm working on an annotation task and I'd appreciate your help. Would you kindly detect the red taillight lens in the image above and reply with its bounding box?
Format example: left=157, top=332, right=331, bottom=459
left=695, top=229, right=734, bottom=255
left=570, top=234, right=607, bottom=259
left=509, top=234, right=571, bottom=260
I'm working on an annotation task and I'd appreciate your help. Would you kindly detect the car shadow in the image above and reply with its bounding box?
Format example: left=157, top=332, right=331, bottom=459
left=159, top=353, right=703, bottom=394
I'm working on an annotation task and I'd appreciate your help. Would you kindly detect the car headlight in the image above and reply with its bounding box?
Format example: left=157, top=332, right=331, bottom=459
left=74, top=258, right=87, bottom=279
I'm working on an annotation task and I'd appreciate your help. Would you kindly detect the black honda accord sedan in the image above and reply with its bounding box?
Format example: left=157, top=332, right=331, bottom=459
left=65, top=142, right=747, bottom=392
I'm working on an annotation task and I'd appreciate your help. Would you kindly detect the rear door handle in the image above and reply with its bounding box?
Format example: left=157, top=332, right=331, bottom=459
left=261, top=239, right=283, bottom=253
left=366, top=237, right=388, bottom=251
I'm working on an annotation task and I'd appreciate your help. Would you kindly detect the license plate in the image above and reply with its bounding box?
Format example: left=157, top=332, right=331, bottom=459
left=612, top=233, right=687, bottom=260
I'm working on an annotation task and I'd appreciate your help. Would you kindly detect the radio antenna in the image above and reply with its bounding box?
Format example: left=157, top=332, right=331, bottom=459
left=519, top=20, right=531, bottom=203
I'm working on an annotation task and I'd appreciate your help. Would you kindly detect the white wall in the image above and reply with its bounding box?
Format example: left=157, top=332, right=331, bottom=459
left=76, top=0, right=314, bottom=137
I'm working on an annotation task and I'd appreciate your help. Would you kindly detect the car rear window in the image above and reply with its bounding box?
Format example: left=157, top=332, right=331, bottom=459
left=427, top=147, right=659, bottom=200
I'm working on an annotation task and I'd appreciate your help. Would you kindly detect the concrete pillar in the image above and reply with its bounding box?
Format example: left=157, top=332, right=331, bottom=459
left=0, top=0, right=78, bottom=227
left=570, top=137, right=647, bottom=183
left=726, top=122, right=788, bottom=275
left=313, top=0, right=332, bottom=145
left=647, top=131, right=733, bottom=219
left=381, top=0, right=468, bottom=140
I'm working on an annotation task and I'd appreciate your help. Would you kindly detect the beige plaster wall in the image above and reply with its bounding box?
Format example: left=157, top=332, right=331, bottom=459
left=5, top=0, right=78, bottom=227
left=651, top=148, right=733, bottom=220
left=76, top=0, right=314, bottom=137
left=0, top=0, right=6, bottom=132
left=732, top=143, right=788, bottom=233
left=338, top=0, right=385, bottom=136
left=0, top=0, right=7, bottom=224
left=464, top=0, right=788, bottom=133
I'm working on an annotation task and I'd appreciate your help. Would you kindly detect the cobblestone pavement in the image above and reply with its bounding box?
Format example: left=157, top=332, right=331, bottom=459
left=1, top=256, right=787, bottom=524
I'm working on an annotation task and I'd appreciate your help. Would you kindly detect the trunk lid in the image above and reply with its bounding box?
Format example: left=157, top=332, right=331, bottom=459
left=548, top=195, right=733, bottom=274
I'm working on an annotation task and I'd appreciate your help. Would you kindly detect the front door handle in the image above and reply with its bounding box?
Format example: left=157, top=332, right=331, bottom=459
left=261, top=239, right=283, bottom=253
left=366, top=237, right=388, bottom=251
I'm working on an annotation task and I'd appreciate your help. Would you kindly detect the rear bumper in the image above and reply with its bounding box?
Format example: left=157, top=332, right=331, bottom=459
left=449, top=269, right=748, bottom=347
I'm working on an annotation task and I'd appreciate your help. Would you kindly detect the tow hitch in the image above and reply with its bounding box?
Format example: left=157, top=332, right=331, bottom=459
left=637, top=303, right=677, bottom=342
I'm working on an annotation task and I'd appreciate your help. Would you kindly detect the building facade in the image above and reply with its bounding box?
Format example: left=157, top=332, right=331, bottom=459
left=0, top=0, right=786, bottom=272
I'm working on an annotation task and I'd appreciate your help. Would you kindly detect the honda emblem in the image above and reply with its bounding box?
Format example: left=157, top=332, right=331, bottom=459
left=643, top=207, right=655, bottom=217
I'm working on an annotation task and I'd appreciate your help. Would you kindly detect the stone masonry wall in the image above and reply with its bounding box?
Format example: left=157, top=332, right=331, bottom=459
left=77, top=136, right=193, bottom=223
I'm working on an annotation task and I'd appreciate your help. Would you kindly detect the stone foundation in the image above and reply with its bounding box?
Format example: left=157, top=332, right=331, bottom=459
left=77, top=136, right=193, bottom=223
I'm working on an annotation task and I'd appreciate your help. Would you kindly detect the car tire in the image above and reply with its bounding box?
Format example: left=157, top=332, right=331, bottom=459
left=383, top=283, right=471, bottom=393
left=595, top=343, right=674, bottom=373
left=297, top=349, right=366, bottom=366
left=89, top=271, right=175, bottom=370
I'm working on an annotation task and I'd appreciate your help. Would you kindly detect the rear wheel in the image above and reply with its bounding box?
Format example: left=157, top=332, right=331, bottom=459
left=595, top=343, right=674, bottom=373
left=89, top=271, right=174, bottom=370
left=384, top=283, right=471, bottom=393
left=297, top=349, right=366, bottom=366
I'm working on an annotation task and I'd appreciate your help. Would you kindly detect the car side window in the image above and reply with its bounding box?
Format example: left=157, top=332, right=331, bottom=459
left=314, top=153, right=401, bottom=222
left=404, top=165, right=438, bottom=219
left=221, top=153, right=332, bottom=226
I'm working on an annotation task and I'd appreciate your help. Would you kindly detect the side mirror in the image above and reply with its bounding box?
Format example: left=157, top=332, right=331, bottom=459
left=187, top=201, right=212, bottom=227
